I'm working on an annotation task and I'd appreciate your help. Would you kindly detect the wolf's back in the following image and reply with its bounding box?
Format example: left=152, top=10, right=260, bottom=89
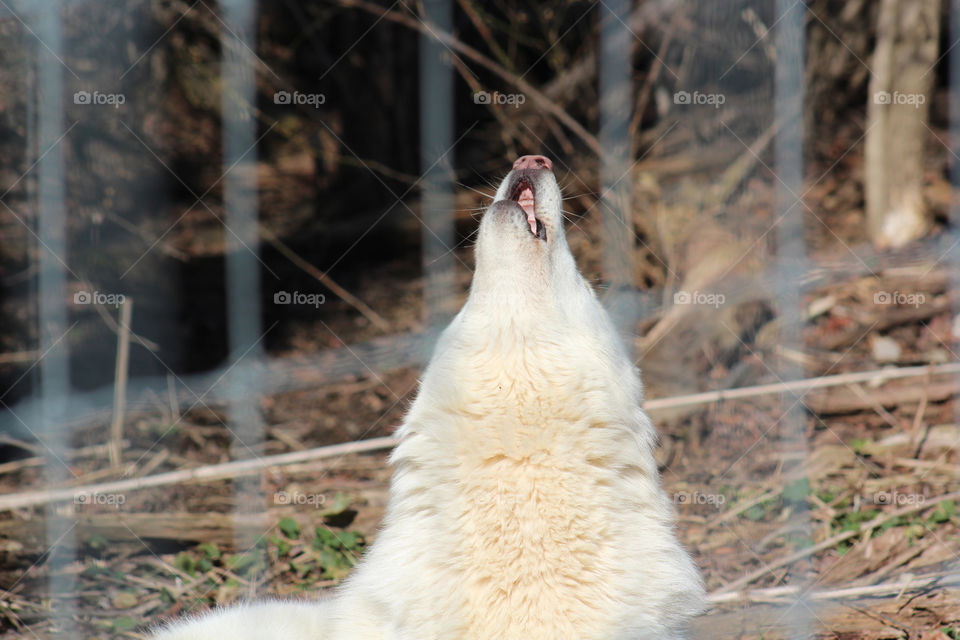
left=151, top=599, right=335, bottom=639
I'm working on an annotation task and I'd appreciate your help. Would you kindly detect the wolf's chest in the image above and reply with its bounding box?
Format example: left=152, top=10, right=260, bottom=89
left=448, top=455, right=618, bottom=639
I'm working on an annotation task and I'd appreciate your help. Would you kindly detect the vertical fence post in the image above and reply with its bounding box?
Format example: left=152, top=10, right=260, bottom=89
left=598, top=0, right=636, bottom=343
left=220, top=0, right=266, bottom=567
left=774, top=0, right=812, bottom=636
left=419, top=0, right=456, bottom=325
left=33, top=1, right=77, bottom=635
left=948, top=0, right=960, bottom=593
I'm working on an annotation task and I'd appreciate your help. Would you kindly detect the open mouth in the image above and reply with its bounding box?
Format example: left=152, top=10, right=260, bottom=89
left=509, top=177, right=547, bottom=241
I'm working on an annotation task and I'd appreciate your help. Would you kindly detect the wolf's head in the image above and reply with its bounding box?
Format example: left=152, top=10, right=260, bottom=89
left=469, top=155, right=590, bottom=320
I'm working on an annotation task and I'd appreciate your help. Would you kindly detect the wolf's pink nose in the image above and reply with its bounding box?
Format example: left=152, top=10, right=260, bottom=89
left=512, top=155, right=553, bottom=171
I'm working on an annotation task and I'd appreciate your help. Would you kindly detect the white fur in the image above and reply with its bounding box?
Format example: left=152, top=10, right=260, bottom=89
left=151, top=165, right=704, bottom=639
left=151, top=601, right=332, bottom=639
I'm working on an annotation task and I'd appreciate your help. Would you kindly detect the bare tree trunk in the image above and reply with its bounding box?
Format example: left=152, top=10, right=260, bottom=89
left=864, top=0, right=940, bottom=249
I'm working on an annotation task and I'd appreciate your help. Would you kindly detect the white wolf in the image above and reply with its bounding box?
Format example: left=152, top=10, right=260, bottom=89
left=152, top=155, right=704, bottom=639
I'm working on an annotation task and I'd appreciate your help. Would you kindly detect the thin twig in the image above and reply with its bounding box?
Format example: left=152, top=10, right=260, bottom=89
left=109, top=299, right=133, bottom=468
left=643, top=362, right=960, bottom=411
left=910, top=367, right=932, bottom=456
left=86, top=289, right=160, bottom=352
left=713, top=490, right=960, bottom=595
left=166, top=372, right=180, bottom=423
left=260, top=226, right=391, bottom=332
left=630, top=6, right=683, bottom=146
left=708, top=571, right=959, bottom=605
left=0, top=441, right=131, bottom=475
left=0, top=351, right=40, bottom=365
left=710, top=487, right=781, bottom=527
left=456, top=0, right=512, bottom=70
left=0, top=436, right=399, bottom=511
left=845, top=382, right=901, bottom=428
left=710, top=113, right=786, bottom=204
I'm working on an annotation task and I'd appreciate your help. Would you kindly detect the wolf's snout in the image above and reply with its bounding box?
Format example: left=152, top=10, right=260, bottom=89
left=512, top=155, right=553, bottom=171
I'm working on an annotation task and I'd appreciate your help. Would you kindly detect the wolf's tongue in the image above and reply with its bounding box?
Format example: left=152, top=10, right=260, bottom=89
left=517, top=187, right=536, bottom=235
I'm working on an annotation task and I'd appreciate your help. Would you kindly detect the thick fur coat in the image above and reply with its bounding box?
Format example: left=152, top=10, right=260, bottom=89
left=153, top=159, right=704, bottom=640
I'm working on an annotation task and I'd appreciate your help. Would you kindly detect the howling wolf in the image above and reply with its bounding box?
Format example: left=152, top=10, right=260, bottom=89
left=153, top=155, right=704, bottom=640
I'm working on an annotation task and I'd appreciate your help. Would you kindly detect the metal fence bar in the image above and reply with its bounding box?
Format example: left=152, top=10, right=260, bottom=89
left=773, top=0, right=813, bottom=636
left=948, top=0, right=960, bottom=590
left=220, top=0, right=267, bottom=563
left=420, top=0, right=456, bottom=324
left=32, top=2, right=77, bottom=636
left=598, top=0, right=637, bottom=341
